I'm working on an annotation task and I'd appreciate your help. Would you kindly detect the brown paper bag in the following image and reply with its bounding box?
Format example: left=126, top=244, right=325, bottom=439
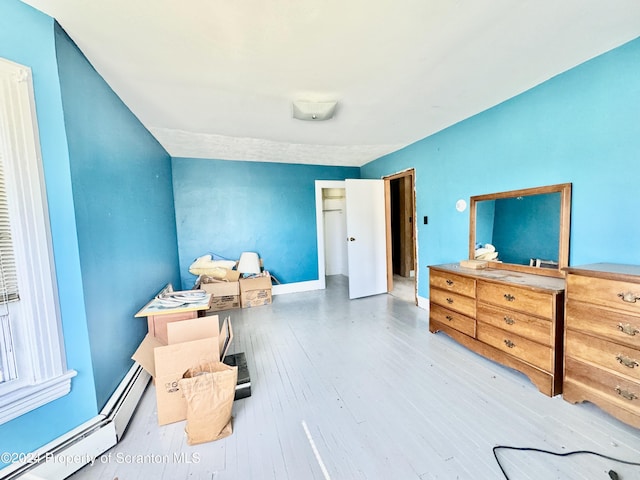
left=179, top=362, right=238, bottom=445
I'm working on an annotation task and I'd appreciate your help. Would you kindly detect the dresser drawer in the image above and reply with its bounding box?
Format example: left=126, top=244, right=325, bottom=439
left=565, top=356, right=640, bottom=412
left=477, top=281, right=554, bottom=319
left=430, top=303, right=476, bottom=337
left=477, top=322, right=553, bottom=371
left=430, top=270, right=475, bottom=298
left=566, top=301, right=640, bottom=350
left=567, top=273, right=640, bottom=315
left=566, top=330, right=640, bottom=382
left=430, top=288, right=476, bottom=318
left=477, top=303, right=552, bottom=346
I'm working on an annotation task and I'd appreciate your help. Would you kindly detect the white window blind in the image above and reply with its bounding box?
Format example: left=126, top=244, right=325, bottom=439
left=0, top=151, right=18, bottom=385
left=0, top=153, right=19, bottom=305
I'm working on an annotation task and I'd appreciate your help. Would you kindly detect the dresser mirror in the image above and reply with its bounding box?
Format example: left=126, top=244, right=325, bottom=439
left=469, top=183, right=571, bottom=278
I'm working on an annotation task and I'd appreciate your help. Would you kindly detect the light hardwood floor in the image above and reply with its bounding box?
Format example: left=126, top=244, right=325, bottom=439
left=69, top=276, right=640, bottom=479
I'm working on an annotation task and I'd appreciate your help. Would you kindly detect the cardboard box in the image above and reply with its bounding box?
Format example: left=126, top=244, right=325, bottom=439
left=144, top=310, right=199, bottom=345
left=198, top=276, right=240, bottom=312
left=132, top=315, right=233, bottom=425
left=239, top=275, right=272, bottom=308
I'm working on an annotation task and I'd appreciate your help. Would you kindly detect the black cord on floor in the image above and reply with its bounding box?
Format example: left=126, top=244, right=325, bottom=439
left=493, top=445, right=640, bottom=480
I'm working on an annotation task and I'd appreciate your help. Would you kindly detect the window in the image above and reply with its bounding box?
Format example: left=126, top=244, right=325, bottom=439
left=0, top=143, right=21, bottom=387
left=0, top=57, right=76, bottom=424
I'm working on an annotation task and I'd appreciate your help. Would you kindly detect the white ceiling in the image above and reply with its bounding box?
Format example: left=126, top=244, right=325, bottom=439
left=20, top=0, right=640, bottom=167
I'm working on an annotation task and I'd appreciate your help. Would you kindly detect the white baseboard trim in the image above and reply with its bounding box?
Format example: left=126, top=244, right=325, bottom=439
left=0, top=363, right=150, bottom=480
left=272, top=279, right=323, bottom=296
left=417, top=295, right=429, bottom=310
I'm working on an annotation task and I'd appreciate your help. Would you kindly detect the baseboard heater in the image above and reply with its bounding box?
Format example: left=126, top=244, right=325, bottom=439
left=0, top=362, right=150, bottom=480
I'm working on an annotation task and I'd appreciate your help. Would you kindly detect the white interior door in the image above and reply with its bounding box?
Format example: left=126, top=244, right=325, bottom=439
left=345, top=179, right=387, bottom=299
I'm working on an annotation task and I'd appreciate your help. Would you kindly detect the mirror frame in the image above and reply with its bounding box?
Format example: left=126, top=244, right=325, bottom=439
left=469, top=183, right=572, bottom=278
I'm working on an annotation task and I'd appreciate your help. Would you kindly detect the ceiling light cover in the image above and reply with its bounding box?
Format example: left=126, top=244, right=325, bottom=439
left=292, top=100, right=337, bottom=121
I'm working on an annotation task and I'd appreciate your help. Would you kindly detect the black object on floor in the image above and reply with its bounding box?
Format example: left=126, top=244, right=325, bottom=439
left=223, top=352, right=251, bottom=400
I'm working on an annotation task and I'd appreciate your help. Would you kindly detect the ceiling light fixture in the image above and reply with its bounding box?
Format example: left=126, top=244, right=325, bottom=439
left=292, top=100, right=337, bottom=121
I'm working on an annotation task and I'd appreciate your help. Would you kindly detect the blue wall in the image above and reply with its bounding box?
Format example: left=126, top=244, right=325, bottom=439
left=362, top=36, right=640, bottom=299
left=0, top=0, right=97, bottom=460
left=172, top=158, right=359, bottom=289
left=55, top=25, right=181, bottom=407
left=0, top=0, right=181, bottom=463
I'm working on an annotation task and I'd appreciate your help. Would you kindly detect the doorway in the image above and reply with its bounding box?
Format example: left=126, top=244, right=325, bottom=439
left=321, top=186, right=348, bottom=277
left=384, top=170, right=417, bottom=304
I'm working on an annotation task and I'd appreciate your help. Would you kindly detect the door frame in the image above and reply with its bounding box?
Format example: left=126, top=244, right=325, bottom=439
left=383, top=169, right=417, bottom=302
left=315, top=180, right=348, bottom=290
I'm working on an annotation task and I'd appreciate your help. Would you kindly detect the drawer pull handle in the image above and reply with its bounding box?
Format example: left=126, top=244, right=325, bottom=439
left=446, top=298, right=454, bottom=304
left=503, top=294, right=516, bottom=302
left=446, top=279, right=454, bottom=286
left=617, top=323, right=639, bottom=336
left=504, top=339, right=516, bottom=348
left=504, top=316, right=515, bottom=325
left=614, top=386, right=638, bottom=401
left=445, top=315, right=453, bottom=322
left=616, top=354, right=639, bottom=369
left=618, top=292, right=640, bottom=303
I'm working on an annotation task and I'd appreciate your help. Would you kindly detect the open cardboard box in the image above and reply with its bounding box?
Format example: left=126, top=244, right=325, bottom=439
left=132, top=315, right=233, bottom=425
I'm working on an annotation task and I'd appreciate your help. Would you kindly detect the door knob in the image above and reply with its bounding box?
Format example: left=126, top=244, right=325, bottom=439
left=347, top=237, right=356, bottom=242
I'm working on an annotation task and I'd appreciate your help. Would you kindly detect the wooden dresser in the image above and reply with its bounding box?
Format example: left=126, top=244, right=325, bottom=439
left=429, top=263, right=565, bottom=396
left=563, top=263, right=640, bottom=428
